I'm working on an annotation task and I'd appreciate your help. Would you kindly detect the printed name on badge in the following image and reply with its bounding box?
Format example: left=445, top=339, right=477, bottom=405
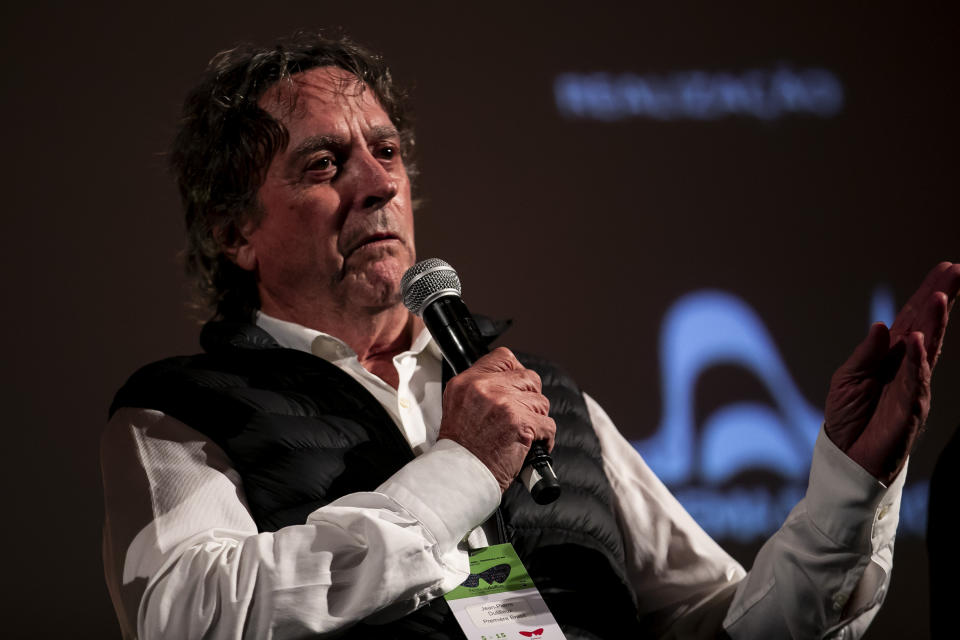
left=444, top=543, right=566, bottom=639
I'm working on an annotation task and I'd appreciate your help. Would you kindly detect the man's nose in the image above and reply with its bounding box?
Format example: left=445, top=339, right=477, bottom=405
left=349, top=149, right=399, bottom=211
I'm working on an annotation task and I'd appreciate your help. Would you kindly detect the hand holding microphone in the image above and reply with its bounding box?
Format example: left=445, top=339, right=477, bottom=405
left=402, top=259, right=561, bottom=504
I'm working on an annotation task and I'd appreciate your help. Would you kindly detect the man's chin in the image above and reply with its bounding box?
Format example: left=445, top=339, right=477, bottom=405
left=341, top=255, right=411, bottom=309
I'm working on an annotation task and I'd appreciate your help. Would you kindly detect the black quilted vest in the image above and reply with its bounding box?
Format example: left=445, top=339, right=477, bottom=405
left=111, top=320, right=646, bottom=639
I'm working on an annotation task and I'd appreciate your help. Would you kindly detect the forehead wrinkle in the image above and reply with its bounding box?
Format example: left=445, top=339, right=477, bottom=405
left=260, top=66, right=369, bottom=123
left=291, top=68, right=368, bottom=116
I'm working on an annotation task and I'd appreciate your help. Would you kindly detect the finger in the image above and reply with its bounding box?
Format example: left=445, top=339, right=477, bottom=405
left=939, top=262, right=960, bottom=313
left=495, top=371, right=549, bottom=415
left=851, top=331, right=929, bottom=481
left=904, top=331, right=930, bottom=405
left=917, top=291, right=950, bottom=369
left=516, top=389, right=551, bottom=416
left=892, top=332, right=931, bottom=435
left=471, top=346, right=521, bottom=374
left=501, top=368, right=542, bottom=394
left=839, top=322, right=890, bottom=376
left=531, top=415, right=556, bottom=453
left=915, top=333, right=933, bottom=424
left=891, top=262, right=957, bottom=336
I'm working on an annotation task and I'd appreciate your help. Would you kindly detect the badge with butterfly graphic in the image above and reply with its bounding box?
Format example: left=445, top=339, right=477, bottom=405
left=444, top=543, right=565, bottom=639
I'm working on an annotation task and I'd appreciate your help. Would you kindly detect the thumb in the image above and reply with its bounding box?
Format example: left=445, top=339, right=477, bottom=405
left=841, top=322, right=891, bottom=375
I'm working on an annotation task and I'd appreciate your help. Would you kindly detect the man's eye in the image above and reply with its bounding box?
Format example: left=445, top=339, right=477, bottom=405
left=307, top=157, right=338, bottom=173
left=379, top=146, right=397, bottom=160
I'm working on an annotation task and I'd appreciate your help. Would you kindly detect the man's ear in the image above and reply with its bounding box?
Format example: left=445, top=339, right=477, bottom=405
left=221, top=223, right=257, bottom=272
left=225, top=241, right=257, bottom=271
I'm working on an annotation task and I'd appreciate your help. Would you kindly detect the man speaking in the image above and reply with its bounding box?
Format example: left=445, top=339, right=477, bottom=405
left=100, top=32, right=960, bottom=639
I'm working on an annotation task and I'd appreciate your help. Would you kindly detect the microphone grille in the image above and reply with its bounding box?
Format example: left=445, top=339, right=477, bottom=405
left=401, top=258, right=462, bottom=315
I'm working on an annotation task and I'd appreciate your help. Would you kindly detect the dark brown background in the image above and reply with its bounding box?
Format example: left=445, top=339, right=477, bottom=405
left=2, top=2, right=956, bottom=637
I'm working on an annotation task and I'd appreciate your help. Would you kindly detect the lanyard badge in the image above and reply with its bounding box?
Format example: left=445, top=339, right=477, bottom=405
left=444, top=543, right=566, bottom=639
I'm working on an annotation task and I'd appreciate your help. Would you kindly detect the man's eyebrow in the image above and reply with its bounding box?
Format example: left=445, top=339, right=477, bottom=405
left=288, top=135, right=345, bottom=166
left=367, top=125, right=401, bottom=143
left=286, top=126, right=401, bottom=168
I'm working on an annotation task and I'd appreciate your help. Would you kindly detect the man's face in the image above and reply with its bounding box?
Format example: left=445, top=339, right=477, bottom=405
left=237, top=66, right=415, bottom=315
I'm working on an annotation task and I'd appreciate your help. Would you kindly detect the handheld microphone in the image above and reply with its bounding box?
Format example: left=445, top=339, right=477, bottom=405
left=401, top=258, right=561, bottom=505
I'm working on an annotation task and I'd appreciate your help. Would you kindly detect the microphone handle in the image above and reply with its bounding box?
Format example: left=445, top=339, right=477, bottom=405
left=422, top=296, right=561, bottom=505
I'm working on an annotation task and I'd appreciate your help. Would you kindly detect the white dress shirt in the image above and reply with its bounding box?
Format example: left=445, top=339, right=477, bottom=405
left=101, top=311, right=904, bottom=639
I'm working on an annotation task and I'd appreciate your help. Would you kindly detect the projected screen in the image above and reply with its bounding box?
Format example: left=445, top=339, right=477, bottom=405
left=517, top=63, right=939, bottom=542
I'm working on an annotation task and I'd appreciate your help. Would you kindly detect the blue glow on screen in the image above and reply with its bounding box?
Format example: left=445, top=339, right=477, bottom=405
left=870, top=284, right=896, bottom=326
left=555, top=67, right=844, bottom=121
left=631, top=287, right=927, bottom=541
left=637, top=291, right=822, bottom=485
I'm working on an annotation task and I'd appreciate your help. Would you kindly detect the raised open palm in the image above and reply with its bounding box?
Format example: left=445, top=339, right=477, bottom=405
left=826, top=262, right=960, bottom=484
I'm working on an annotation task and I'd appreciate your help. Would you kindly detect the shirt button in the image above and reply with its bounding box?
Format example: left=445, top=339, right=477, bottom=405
left=833, top=594, right=847, bottom=611
left=877, top=505, right=889, bottom=521
left=399, top=397, right=410, bottom=409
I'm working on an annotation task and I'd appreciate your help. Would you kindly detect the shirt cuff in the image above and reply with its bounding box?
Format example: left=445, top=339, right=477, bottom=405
left=375, top=438, right=501, bottom=554
left=805, top=425, right=906, bottom=551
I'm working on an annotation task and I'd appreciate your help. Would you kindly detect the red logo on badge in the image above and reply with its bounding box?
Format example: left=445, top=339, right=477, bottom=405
left=519, top=630, right=544, bottom=638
